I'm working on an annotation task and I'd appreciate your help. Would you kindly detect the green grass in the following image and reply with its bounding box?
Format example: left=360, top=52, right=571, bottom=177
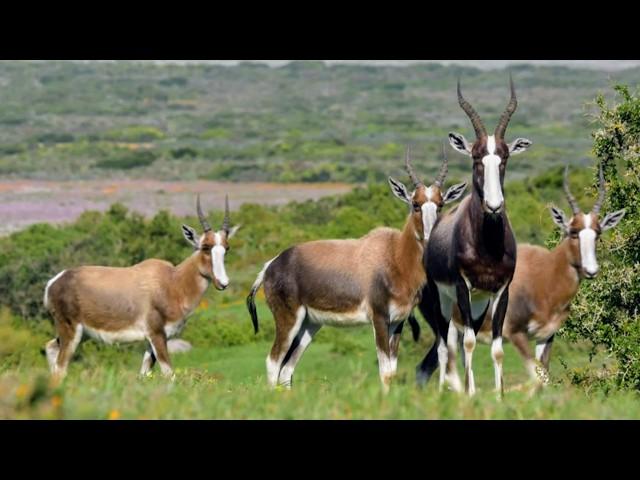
left=1, top=302, right=638, bottom=420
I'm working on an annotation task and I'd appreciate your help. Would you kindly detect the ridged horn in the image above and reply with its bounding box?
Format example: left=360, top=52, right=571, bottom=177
left=222, top=195, right=231, bottom=232
left=457, top=78, right=487, bottom=139
left=196, top=194, right=212, bottom=232
left=563, top=166, right=581, bottom=215
left=404, top=146, right=422, bottom=188
left=495, top=73, right=518, bottom=140
left=434, top=142, right=448, bottom=187
left=592, top=163, right=606, bottom=216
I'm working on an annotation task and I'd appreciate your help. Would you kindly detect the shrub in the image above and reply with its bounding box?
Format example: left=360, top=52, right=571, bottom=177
left=561, top=84, right=640, bottom=390
left=95, top=150, right=157, bottom=170
left=102, top=126, right=166, bottom=143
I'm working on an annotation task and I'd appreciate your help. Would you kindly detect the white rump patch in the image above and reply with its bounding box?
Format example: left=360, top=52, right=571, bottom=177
left=43, top=270, right=67, bottom=308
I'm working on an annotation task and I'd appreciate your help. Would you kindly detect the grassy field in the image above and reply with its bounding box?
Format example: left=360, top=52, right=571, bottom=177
left=2, top=301, right=638, bottom=420
left=1, top=168, right=637, bottom=420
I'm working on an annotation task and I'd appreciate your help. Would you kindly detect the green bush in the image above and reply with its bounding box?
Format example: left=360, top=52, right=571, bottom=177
left=95, top=150, right=157, bottom=170
left=102, top=126, right=166, bottom=143
left=562, top=84, right=640, bottom=390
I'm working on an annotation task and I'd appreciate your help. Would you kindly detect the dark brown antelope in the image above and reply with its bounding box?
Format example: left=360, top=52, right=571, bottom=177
left=437, top=165, right=626, bottom=388
left=43, top=195, right=240, bottom=380
left=246, top=149, right=467, bottom=392
left=416, top=76, right=532, bottom=396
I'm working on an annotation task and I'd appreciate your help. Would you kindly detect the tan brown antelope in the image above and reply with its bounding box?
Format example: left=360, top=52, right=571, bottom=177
left=434, top=165, right=625, bottom=389
left=43, top=195, right=240, bottom=380
left=246, top=149, right=467, bottom=392
left=417, top=76, right=532, bottom=397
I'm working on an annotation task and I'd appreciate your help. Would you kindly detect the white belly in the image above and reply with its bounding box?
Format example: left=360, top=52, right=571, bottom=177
left=307, top=302, right=370, bottom=326
left=83, top=324, right=147, bottom=344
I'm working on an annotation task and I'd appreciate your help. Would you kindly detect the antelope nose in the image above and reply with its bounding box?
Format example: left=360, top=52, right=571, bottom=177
left=219, top=281, right=229, bottom=290
left=487, top=203, right=502, bottom=214
left=584, top=268, right=599, bottom=279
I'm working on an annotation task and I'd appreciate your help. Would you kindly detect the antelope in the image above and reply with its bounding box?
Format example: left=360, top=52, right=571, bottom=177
left=43, top=195, right=240, bottom=380
left=427, top=165, right=625, bottom=388
left=416, top=77, right=532, bottom=397
left=246, top=149, right=467, bottom=392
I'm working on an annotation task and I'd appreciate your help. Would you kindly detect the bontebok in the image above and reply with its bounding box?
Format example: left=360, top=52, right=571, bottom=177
left=440, top=165, right=625, bottom=387
left=43, top=195, right=240, bottom=380
left=247, top=148, right=467, bottom=392
left=416, top=76, right=532, bottom=397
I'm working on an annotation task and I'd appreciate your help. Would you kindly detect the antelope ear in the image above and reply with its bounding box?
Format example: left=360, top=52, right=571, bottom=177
left=443, top=182, right=467, bottom=204
left=388, top=177, right=411, bottom=205
left=509, top=138, right=533, bottom=155
left=549, top=207, right=569, bottom=232
left=181, top=224, right=200, bottom=248
left=600, top=209, right=626, bottom=231
left=227, top=224, right=241, bottom=239
left=448, top=132, right=472, bottom=156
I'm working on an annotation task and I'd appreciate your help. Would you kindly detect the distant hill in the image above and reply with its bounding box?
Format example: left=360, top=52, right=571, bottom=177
left=0, top=60, right=637, bottom=183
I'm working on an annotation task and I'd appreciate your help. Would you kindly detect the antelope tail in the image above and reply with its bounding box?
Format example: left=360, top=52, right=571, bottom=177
left=246, top=257, right=276, bottom=334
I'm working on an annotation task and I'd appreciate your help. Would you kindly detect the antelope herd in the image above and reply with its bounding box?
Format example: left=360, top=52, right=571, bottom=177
left=42, top=77, right=625, bottom=398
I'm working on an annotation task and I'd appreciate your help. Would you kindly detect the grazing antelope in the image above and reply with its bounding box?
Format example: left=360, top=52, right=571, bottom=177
left=43, top=195, right=240, bottom=380
left=416, top=77, right=532, bottom=396
left=246, top=149, right=467, bottom=392
left=430, top=165, right=625, bottom=388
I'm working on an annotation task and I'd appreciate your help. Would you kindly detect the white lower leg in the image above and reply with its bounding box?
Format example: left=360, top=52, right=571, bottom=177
left=45, top=339, right=59, bottom=373
left=266, top=355, right=281, bottom=388
left=278, top=327, right=317, bottom=388
left=446, top=325, right=462, bottom=392
left=54, top=324, right=83, bottom=380
left=389, top=334, right=401, bottom=376
left=463, top=327, right=476, bottom=396
left=376, top=348, right=393, bottom=394
left=140, top=351, right=154, bottom=376
left=159, top=361, right=174, bottom=379
left=437, top=337, right=448, bottom=392
left=491, top=337, right=504, bottom=394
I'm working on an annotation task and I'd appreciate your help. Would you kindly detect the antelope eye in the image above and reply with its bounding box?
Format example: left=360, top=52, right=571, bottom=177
left=569, top=231, right=579, bottom=239
left=412, top=202, right=421, bottom=212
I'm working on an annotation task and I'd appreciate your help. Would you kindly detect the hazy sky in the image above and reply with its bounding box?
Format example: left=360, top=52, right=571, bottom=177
left=140, top=60, right=640, bottom=71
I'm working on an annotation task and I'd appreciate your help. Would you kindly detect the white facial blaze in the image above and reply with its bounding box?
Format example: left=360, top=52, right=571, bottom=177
left=482, top=136, right=504, bottom=211
left=579, top=214, right=598, bottom=275
left=213, top=233, right=229, bottom=286
left=421, top=198, right=438, bottom=240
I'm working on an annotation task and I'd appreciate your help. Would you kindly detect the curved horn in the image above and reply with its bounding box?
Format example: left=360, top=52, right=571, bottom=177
left=434, top=141, right=448, bottom=187
left=592, top=163, right=606, bottom=216
left=222, top=194, right=231, bottom=232
left=563, top=166, right=581, bottom=215
left=404, top=146, right=422, bottom=187
left=458, top=78, right=487, bottom=139
left=495, top=73, right=518, bottom=139
left=196, top=194, right=212, bottom=232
